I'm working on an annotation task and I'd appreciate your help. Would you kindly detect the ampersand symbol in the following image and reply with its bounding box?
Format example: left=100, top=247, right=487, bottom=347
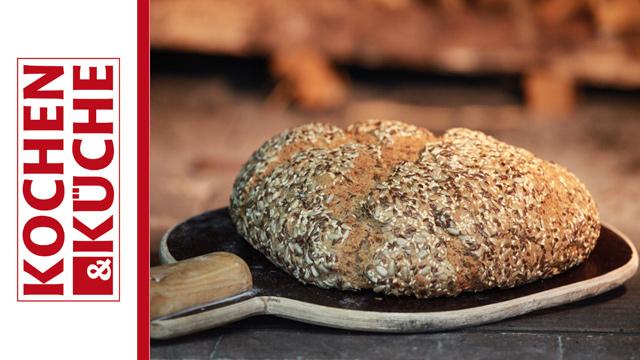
left=87, top=259, right=112, bottom=281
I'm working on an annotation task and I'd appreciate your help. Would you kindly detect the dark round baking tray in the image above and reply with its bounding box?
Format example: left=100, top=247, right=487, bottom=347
left=160, top=208, right=637, bottom=314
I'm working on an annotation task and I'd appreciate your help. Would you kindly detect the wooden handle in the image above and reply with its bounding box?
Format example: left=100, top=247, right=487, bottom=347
left=150, top=252, right=252, bottom=319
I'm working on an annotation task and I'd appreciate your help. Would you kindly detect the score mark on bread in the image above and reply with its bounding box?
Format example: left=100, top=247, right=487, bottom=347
left=230, top=120, right=600, bottom=298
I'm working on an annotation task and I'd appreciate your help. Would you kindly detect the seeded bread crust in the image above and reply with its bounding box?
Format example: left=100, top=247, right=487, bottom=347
left=229, top=120, right=600, bottom=298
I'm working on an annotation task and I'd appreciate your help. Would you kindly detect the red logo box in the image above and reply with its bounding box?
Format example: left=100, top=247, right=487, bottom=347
left=73, top=257, right=113, bottom=295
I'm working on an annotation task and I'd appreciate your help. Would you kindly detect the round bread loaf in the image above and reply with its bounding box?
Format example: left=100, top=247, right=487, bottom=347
left=230, top=120, right=600, bottom=298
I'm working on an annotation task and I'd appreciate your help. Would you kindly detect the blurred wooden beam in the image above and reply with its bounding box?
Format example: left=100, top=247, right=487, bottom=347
left=151, top=0, right=640, bottom=114
left=524, top=67, right=576, bottom=118
left=151, top=0, right=534, bottom=73
left=271, top=47, right=348, bottom=110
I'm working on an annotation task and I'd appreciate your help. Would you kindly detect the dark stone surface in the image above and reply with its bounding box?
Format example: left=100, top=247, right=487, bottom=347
left=152, top=329, right=640, bottom=360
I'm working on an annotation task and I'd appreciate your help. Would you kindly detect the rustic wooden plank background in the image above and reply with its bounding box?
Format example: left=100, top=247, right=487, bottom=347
left=150, top=0, right=640, bottom=116
left=150, top=52, right=640, bottom=360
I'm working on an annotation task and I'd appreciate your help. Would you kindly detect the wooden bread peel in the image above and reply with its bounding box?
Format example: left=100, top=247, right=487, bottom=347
left=150, top=208, right=638, bottom=339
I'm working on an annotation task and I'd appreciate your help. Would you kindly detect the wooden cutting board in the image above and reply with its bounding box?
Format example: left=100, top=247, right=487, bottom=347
left=151, top=208, right=638, bottom=339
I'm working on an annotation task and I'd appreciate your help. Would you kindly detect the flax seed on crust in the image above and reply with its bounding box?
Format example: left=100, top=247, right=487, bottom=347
left=229, top=119, right=600, bottom=298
